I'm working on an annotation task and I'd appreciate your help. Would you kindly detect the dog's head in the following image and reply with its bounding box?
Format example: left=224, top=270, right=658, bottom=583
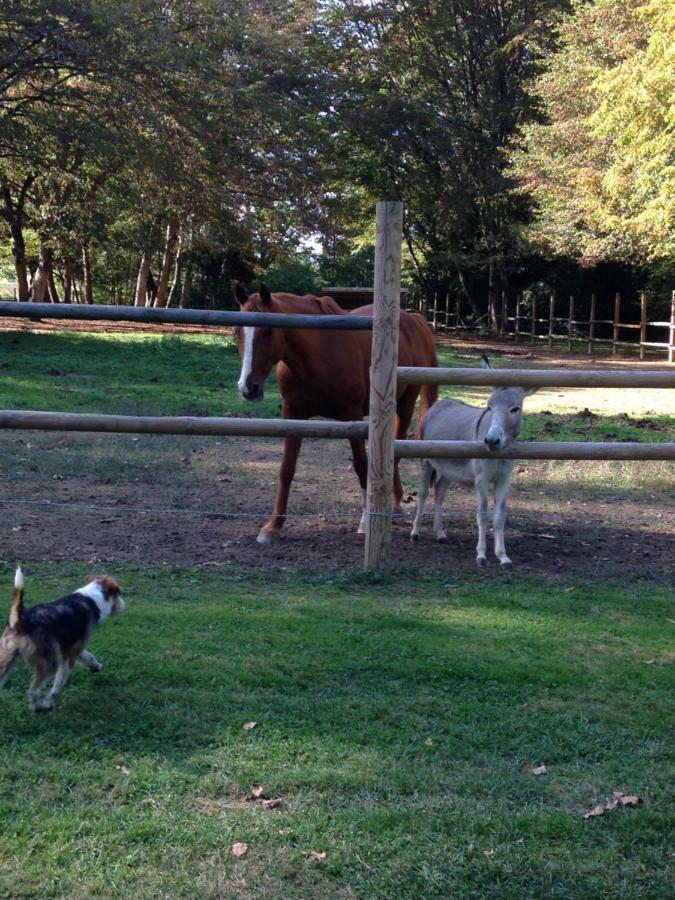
left=86, top=575, right=125, bottom=617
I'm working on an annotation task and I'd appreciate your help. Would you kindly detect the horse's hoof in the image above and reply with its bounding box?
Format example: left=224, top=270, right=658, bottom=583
left=436, top=536, right=449, bottom=545
left=410, top=533, right=419, bottom=543
left=499, top=558, right=512, bottom=568
left=257, top=530, right=280, bottom=545
left=476, top=557, right=486, bottom=568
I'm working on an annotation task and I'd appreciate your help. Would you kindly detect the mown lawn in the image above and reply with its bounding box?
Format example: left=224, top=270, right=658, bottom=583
left=0, top=565, right=672, bottom=899
left=0, top=329, right=673, bottom=897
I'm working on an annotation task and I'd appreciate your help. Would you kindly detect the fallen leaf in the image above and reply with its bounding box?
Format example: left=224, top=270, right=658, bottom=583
left=305, top=850, right=327, bottom=861
left=251, top=784, right=265, bottom=799
left=232, top=842, right=248, bottom=857
left=539, top=533, right=555, bottom=540
left=523, top=763, right=547, bottom=775
left=242, top=721, right=258, bottom=731
left=424, top=738, right=434, bottom=746
left=483, top=849, right=495, bottom=858
left=115, top=764, right=130, bottom=775
left=582, top=792, right=643, bottom=819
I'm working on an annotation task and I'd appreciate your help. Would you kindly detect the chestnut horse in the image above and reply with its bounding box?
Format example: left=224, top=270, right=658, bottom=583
left=234, top=283, right=438, bottom=544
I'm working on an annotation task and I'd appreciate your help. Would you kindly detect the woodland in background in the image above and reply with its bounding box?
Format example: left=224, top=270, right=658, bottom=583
left=0, top=0, right=672, bottom=324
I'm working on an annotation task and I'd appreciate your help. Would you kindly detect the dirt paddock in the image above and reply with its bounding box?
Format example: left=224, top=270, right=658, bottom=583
left=0, top=321, right=672, bottom=580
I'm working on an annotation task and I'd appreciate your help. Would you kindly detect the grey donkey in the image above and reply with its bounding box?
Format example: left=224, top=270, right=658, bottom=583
left=410, top=362, right=537, bottom=566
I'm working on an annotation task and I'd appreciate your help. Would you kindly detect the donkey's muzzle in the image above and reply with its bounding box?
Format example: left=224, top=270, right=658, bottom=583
left=484, top=435, right=502, bottom=452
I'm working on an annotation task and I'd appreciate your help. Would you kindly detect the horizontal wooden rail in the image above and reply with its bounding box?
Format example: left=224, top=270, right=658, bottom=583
left=397, top=367, right=675, bottom=388
left=0, top=301, right=373, bottom=331
left=395, top=440, right=675, bottom=461
left=0, top=410, right=369, bottom=439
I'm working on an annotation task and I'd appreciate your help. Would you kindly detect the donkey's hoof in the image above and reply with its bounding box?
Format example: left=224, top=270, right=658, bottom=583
left=499, top=559, right=513, bottom=568
left=476, top=557, right=486, bottom=568
left=410, top=533, right=419, bottom=543
left=257, top=530, right=280, bottom=545
left=436, top=536, right=449, bottom=545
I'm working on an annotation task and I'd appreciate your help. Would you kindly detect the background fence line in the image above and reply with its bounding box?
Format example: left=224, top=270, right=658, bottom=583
left=405, top=289, right=675, bottom=363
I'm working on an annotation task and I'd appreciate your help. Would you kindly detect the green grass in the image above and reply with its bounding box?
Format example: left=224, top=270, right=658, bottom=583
left=0, top=565, right=673, bottom=899
left=0, top=330, right=673, bottom=896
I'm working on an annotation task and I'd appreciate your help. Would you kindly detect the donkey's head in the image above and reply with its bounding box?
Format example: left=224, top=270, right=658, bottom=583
left=233, top=283, right=281, bottom=402
left=484, top=386, right=535, bottom=451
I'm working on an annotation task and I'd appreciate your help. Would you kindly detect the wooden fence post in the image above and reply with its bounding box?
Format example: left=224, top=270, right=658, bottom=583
left=669, top=290, right=675, bottom=364
left=639, top=291, right=647, bottom=360
left=568, top=295, right=574, bottom=351
left=548, top=294, right=555, bottom=349
left=531, top=295, right=537, bottom=345
left=500, top=290, right=507, bottom=336
left=432, top=291, right=438, bottom=331
left=588, top=293, right=596, bottom=355
left=455, top=295, right=461, bottom=329
left=515, top=293, right=521, bottom=343
left=364, top=201, right=402, bottom=570
left=613, top=292, right=621, bottom=355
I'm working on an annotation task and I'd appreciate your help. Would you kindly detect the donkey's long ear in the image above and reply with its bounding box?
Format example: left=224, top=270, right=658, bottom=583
left=259, top=283, right=273, bottom=307
left=234, top=282, right=248, bottom=306
left=523, top=387, right=539, bottom=397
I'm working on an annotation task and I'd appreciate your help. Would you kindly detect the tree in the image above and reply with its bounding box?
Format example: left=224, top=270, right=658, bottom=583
left=512, top=0, right=675, bottom=269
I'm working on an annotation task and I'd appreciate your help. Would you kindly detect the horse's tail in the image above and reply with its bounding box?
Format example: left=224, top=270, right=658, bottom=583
left=415, top=327, right=439, bottom=439
left=9, top=566, right=24, bottom=631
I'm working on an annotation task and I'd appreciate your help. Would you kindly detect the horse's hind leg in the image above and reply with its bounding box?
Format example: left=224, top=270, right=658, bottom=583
left=258, top=435, right=303, bottom=544
left=410, top=461, right=433, bottom=541
left=393, top=386, right=420, bottom=512
left=350, top=437, right=369, bottom=535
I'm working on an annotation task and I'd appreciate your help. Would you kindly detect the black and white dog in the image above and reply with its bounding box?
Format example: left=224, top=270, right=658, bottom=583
left=0, top=568, right=124, bottom=711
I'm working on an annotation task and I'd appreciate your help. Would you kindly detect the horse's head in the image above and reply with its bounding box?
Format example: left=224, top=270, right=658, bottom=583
left=234, top=283, right=281, bottom=402
left=484, top=385, right=537, bottom=451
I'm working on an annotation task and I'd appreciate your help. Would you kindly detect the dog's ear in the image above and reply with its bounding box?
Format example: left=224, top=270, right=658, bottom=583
left=100, top=576, right=120, bottom=596
left=84, top=574, right=99, bottom=585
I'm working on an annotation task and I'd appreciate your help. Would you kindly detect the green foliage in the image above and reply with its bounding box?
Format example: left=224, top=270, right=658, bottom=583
left=513, top=0, right=675, bottom=268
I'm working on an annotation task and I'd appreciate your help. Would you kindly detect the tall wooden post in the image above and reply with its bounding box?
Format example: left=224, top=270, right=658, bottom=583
left=669, top=290, right=675, bottom=364
left=514, top=293, right=521, bottom=343
left=639, top=291, right=648, bottom=360
left=364, top=201, right=402, bottom=570
left=432, top=291, right=438, bottom=331
left=548, top=294, right=555, bottom=349
left=588, top=293, right=596, bottom=354
left=568, top=295, right=574, bottom=351
left=531, top=295, right=537, bottom=345
left=500, top=290, right=507, bottom=336
left=455, top=295, right=461, bottom=329
left=613, top=292, right=621, bottom=355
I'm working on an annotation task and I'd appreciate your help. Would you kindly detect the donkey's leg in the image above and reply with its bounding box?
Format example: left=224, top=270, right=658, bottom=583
left=492, top=470, right=514, bottom=566
left=410, top=461, right=433, bottom=541
left=350, top=437, right=369, bottom=535
left=432, top=476, right=451, bottom=543
left=474, top=473, right=490, bottom=566
left=258, top=435, right=303, bottom=544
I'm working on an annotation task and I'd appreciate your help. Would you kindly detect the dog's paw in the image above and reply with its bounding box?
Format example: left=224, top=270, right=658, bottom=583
left=31, top=700, right=54, bottom=713
left=89, top=661, right=103, bottom=673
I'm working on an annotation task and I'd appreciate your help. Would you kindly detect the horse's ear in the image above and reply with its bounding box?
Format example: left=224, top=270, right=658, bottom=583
left=234, top=282, right=248, bottom=306
left=259, top=283, right=273, bottom=307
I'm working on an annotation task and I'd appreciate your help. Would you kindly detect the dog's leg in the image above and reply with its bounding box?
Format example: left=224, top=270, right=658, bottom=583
left=39, top=661, right=74, bottom=711
left=28, top=662, right=53, bottom=711
left=0, top=644, right=19, bottom=689
left=77, top=650, right=103, bottom=672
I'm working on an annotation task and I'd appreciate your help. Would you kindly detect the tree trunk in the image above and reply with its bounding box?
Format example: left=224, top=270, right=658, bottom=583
left=10, top=220, right=30, bottom=301
left=179, top=261, right=193, bottom=308
left=81, top=244, right=93, bottom=304
left=29, top=245, right=53, bottom=302
left=48, top=264, right=60, bottom=302
left=166, top=245, right=183, bottom=308
left=153, top=213, right=180, bottom=307
left=134, top=249, right=151, bottom=307
left=62, top=261, right=74, bottom=303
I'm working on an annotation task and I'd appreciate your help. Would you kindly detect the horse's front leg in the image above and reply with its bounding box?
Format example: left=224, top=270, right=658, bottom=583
left=474, top=472, right=489, bottom=567
left=258, top=435, right=303, bottom=544
left=492, top=469, right=514, bottom=566
left=350, top=437, right=369, bottom=535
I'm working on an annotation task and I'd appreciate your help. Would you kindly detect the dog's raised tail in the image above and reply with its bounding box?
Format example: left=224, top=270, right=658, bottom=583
left=10, top=566, right=24, bottom=630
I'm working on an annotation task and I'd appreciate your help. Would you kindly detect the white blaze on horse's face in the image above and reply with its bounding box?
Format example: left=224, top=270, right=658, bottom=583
left=484, top=387, right=527, bottom=452
left=236, top=324, right=275, bottom=402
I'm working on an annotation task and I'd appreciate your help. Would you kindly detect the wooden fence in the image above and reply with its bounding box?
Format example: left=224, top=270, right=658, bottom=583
left=0, top=203, right=674, bottom=570
left=408, top=289, right=675, bottom=363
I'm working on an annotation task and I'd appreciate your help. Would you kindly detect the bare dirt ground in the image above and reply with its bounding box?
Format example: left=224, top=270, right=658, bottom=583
left=0, top=320, right=673, bottom=580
